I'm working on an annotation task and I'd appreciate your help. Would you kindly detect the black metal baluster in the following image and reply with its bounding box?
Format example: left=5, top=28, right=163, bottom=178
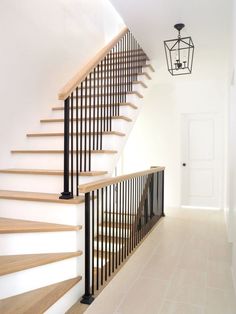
left=112, top=184, right=115, bottom=272
left=123, top=181, right=128, bottom=258
left=96, top=189, right=99, bottom=291
left=105, top=186, right=108, bottom=281
left=93, top=68, right=96, bottom=150
left=115, top=183, right=118, bottom=268
left=100, top=61, right=103, bottom=149
left=101, top=188, right=104, bottom=286
left=118, top=182, right=121, bottom=266
left=76, top=87, right=79, bottom=196
left=121, top=181, right=124, bottom=262
left=122, top=181, right=126, bottom=259
left=109, top=51, right=112, bottom=131
left=80, top=82, right=83, bottom=172
left=109, top=185, right=112, bottom=276
left=112, top=47, right=115, bottom=117
left=84, top=77, right=88, bottom=172
left=92, top=190, right=95, bottom=295
left=81, top=192, right=94, bottom=304
left=129, top=178, right=135, bottom=251
left=129, top=178, right=131, bottom=253
left=126, top=180, right=130, bottom=256
left=89, top=73, right=92, bottom=171
left=96, top=64, right=100, bottom=151
left=119, top=182, right=125, bottom=262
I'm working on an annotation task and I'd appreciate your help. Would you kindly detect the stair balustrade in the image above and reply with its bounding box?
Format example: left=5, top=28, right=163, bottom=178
left=58, top=28, right=149, bottom=199
left=79, top=167, right=165, bottom=304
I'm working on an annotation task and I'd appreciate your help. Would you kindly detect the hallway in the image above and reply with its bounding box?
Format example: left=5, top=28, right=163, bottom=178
left=84, top=208, right=236, bottom=314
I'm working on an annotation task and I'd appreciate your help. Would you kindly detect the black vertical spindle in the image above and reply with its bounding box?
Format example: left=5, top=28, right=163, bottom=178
left=76, top=87, right=79, bottom=196
left=92, top=191, right=95, bottom=295
left=81, top=192, right=94, bottom=304
left=96, top=189, right=99, bottom=290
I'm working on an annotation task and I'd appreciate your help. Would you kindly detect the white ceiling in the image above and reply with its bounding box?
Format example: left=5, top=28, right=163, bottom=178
left=109, top=0, right=233, bottom=79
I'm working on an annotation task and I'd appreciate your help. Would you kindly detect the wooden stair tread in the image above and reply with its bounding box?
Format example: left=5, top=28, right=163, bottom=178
left=51, top=102, right=138, bottom=111
left=74, top=91, right=143, bottom=98
left=95, top=235, right=127, bottom=242
left=94, top=64, right=154, bottom=72
left=0, top=217, right=82, bottom=234
left=27, top=131, right=126, bottom=137
left=78, top=81, right=147, bottom=89
left=0, top=190, right=84, bottom=204
left=40, top=115, right=132, bottom=123
left=11, top=149, right=117, bottom=154
left=90, top=72, right=151, bottom=80
left=0, top=276, right=82, bottom=314
left=0, top=252, right=82, bottom=276
left=0, top=169, right=108, bottom=176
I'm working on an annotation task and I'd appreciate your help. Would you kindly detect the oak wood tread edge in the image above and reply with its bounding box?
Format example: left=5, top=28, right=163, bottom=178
left=0, top=276, right=82, bottom=314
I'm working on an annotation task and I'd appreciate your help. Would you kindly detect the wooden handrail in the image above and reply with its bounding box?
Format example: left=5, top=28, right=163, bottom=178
left=58, top=27, right=129, bottom=101
left=79, top=166, right=165, bottom=193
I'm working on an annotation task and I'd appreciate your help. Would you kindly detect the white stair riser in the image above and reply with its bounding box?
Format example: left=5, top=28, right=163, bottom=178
left=50, top=105, right=137, bottom=120
left=0, top=200, right=84, bottom=225
left=0, top=173, right=109, bottom=194
left=45, top=279, right=84, bottom=314
left=24, top=134, right=124, bottom=150
left=10, top=153, right=116, bottom=171
left=94, top=257, right=108, bottom=268
left=0, top=231, right=83, bottom=255
left=38, top=118, right=130, bottom=133
left=94, top=241, right=123, bottom=252
left=0, top=257, right=83, bottom=299
left=98, top=226, right=130, bottom=238
left=104, top=213, right=136, bottom=223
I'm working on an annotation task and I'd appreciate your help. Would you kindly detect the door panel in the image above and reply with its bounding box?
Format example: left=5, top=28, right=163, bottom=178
left=181, top=113, right=221, bottom=208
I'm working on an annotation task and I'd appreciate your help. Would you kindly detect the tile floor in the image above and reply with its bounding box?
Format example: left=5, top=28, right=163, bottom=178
left=84, top=208, right=236, bottom=314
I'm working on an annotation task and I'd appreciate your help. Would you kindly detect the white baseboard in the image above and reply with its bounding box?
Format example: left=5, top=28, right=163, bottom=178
left=181, top=205, right=221, bottom=211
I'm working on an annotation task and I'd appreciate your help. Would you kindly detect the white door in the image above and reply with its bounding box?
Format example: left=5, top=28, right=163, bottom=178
left=181, top=113, right=221, bottom=209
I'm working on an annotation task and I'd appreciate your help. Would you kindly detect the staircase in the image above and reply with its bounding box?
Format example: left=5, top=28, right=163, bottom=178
left=0, top=27, right=161, bottom=313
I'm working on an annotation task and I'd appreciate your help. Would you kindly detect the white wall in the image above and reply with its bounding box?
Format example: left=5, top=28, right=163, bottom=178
left=120, top=63, right=229, bottom=208
left=227, top=0, right=236, bottom=292
left=0, top=0, right=124, bottom=166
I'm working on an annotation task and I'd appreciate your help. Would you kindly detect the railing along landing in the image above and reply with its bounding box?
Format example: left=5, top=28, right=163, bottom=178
left=79, top=166, right=165, bottom=304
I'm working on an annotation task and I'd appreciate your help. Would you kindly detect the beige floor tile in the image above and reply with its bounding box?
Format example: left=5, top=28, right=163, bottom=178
left=159, top=301, right=204, bottom=314
left=140, top=250, right=180, bottom=280
left=207, top=269, right=234, bottom=291
left=205, top=288, right=236, bottom=314
left=117, top=277, right=169, bottom=314
left=208, top=243, right=232, bottom=263
left=177, top=248, right=208, bottom=272
left=166, top=282, right=206, bottom=306
left=85, top=286, right=124, bottom=314
left=207, top=259, right=232, bottom=274
left=171, top=268, right=206, bottom=288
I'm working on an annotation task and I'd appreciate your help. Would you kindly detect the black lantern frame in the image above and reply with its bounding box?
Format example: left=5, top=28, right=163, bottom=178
left=164, top=23, right=194, bottom=76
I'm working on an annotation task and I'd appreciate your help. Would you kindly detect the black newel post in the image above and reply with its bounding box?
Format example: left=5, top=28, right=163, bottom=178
left=60, top=96, right=73, bottom=199
left=81, top=192, right=94, bottom=304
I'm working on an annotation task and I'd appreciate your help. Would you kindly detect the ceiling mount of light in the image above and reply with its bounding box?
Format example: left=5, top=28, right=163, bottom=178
left=164, top=23, right=194, bottom=76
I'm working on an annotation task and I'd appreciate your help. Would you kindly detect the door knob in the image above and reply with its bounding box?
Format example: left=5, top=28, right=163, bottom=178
left=182, top=163, right=186, bottom=167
